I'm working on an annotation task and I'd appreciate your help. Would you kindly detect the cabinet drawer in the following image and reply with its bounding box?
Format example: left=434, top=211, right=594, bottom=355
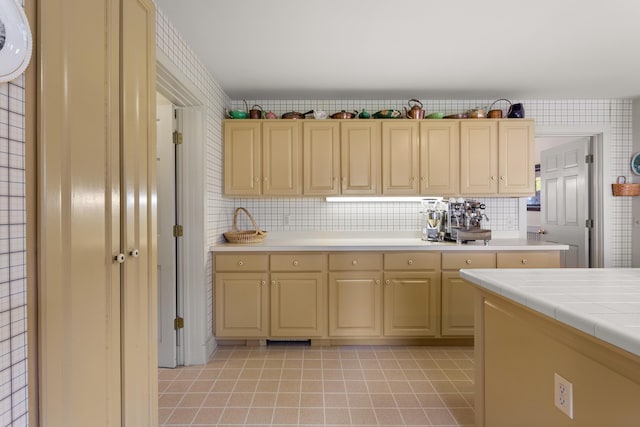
left=270, top=253, right=326, bottom=271
left=215, top=254, right=269, bottom=271
left=497, top=251, right=560, bottom=268
left=442, top=252, right=496, bottom=270
left=384, top=252, right=440, bottom=271
left=329, top=253, right=382, bottom=271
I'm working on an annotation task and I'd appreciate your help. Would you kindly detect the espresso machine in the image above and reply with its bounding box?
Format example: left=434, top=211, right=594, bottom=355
left=420, top=198, right=447, bottom=241
left=444, top=199, right=492, bottom=245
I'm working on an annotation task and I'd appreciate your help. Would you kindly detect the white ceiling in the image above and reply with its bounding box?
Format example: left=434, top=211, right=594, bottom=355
left=156, top=0, right=640, bottom=101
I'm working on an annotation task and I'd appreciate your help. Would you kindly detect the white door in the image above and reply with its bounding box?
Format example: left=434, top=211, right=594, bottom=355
left=540, top=137, right=591, bottom=267
left=156, top=94, right=178, bottom=367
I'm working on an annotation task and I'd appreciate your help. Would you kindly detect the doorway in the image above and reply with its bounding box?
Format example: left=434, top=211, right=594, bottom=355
left=155, top=51, right=211, bottom=366
left=157, top=92, right=182, bottom=367
left=527, top=126, right=612, bottom=268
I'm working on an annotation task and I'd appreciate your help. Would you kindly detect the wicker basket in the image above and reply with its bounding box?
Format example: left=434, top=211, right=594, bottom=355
left=612, top=183, right=640, bottom=196
left=224, top=207, right=267, bottom=244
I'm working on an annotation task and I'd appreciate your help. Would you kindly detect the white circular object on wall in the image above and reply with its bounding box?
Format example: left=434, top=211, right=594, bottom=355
left=0, top=0, right=32, bottom=83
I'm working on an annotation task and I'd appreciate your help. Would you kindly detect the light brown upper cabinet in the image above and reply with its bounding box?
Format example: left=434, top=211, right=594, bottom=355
left=460, top=119, right=535, bottom=196
left=420, top=121, right=460, bottom=196
left=224, top=120, right=302, bottom=196
left=303, top=121, right=340, bottom=195
left=382, top=121, right=420, bottom=195
left=340, top=121, right=381, bottom=195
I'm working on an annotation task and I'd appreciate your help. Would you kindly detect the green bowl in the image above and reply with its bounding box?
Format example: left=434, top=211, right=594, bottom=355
left=426, top=112, right=444, bottom=119
left=228, top=110, right=248, bottom=119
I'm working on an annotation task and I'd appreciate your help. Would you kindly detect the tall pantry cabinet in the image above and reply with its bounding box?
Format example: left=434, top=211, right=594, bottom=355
left=35, top=0, right=157, bottom=426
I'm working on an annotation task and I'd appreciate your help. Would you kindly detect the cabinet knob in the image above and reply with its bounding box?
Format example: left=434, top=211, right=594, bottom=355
left=114, top=254, right=126, bottom=264
left=466, top=259, right=472, bottom=265
left=352, top=260, right=358, bottom=266
left=271, top=280, right=276, bottom=286
left=237, top=260, right=244, bottom=266
left=421, top=176, right=427, bottom=183
left=411, top=176, right=417, bottom=182
left=521, top=259, right=528, bottom=265
left=385, top=279, right=391, bottom=285
left=407, top=259, right=413, bottom=265
left=375, top=280, right=381, bottom=285
left=263, top=177, right=268, bottom=182
left=490, top=176, right=497, bottom=181
left=254, top=177, right=259, bottom=182
left=500, top=175, right=506, bottom=181
left=292, top=260, right=299, bottom=267
left=261, top=280, right=266, bottom=286
left=129, top=249, right=140, bottom=258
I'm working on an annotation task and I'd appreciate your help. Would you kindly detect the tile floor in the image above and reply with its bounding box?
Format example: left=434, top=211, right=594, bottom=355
left=158, top=343, right=475, bottom=426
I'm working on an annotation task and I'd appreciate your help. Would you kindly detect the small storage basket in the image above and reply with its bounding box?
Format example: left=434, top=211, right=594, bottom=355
left=612, top=183, right=640, bottom=196
left=223, top=207, right=267, bottom=243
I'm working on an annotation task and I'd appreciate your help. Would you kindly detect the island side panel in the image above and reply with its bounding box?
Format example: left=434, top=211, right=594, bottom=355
left=477, top=291, right=640, bottom=427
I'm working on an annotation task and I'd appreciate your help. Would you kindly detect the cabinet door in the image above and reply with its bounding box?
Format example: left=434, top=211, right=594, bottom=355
left=224, top=121, right=261, bottom=195
left=271, top=272, right=326, bottom=337
left=498, top=120, right=535, bottom=195
left=420, top=121, right=460, bottom=195
left=303, top=121, right=340, bottom=195
left=460, top=120, right=498, bottom=195
left=383, top=271, right=440, bottom=337
left=215, top=272, right=269, bottom=337
left=382, top=121, right=419, bottom=195
left=441, top=271, right=475, bottom=336
left=329, top=271, right=382, bottom=336
left=340, top=121, right=381, bottom=195
left=262, top=121, right=301, bottom=195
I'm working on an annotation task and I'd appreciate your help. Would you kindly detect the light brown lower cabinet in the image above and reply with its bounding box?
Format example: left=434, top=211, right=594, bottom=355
left=213, top=250, right=561, bottom=341
left=441, top=252, right=497, bottom=336
left=383, top=252, right=440, bottom=337
left=328, top=253, right=383, bottom=337
left=214, top=254, right=269, bottom=338
left=270, top=253, right=327, bottom=337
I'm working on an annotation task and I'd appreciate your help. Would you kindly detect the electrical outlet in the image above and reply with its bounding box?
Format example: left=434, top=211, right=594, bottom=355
left=554, top=373, right=574, bottom=419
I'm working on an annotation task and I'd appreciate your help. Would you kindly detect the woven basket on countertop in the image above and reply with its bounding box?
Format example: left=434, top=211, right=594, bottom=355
left=612, top=183, right=640, bottom=196
left=224, top=207, right=267, bottom=243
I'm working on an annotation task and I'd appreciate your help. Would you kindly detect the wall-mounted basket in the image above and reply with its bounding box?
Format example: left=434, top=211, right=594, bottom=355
left=224, top=207, right=267, bottom=243
left=612, top=183, right=640, bottom=196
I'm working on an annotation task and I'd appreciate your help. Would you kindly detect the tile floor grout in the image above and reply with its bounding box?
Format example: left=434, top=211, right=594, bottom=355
left=158, top=344, right=475, bottom=426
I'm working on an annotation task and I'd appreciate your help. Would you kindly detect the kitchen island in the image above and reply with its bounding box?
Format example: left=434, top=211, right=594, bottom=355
left=211, top=232, right=567, bottom=346
left=460, top=268, right=640, bottom=427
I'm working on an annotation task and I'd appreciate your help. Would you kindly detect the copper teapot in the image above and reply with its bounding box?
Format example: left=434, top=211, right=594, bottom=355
left=404, top=98, right=425, bottom=119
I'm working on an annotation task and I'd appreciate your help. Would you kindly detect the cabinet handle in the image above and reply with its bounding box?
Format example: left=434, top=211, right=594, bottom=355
left=254, top=177, right=259, bottom=182
left=521, top=259, right=528, bottom=265
left=385, top=279, right=391, bottom=286
left=352, top=260, right=358, bottom=266
left=411, top=176, right=417, bottom=182
left=129, top=249, right=140, bottom=258
left=407, top=259, right=413, bottom=265
left=490, top=176, right=497, bottom=181
left=466, top=259, right=472, bottom=265
left=261, top=280, right=266, bottom=286
left=237, top=260, right=244, bottom=266
left=114, top=254, right=126, bottom=264
left=292, top=260, right=299, bottom=267
left=375, top=280, right=381, bottom=285
left=500, top=175, right=506, bottom=181
left=271, top=280, right=276, bottom=286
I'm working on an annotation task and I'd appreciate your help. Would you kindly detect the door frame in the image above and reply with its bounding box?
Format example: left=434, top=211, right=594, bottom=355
left=156, top=50, right=212, bottom=364
left=523, top=125, right=611, bottom=268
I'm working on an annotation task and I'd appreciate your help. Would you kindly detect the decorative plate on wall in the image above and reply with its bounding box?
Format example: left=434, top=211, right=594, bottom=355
left=631, top=152, right=640, bottom=176
left=0, top=0, right=32, bottom=83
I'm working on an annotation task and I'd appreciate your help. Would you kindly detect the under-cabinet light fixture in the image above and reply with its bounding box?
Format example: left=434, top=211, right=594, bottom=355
left=325, top=196, right=429, bottom=202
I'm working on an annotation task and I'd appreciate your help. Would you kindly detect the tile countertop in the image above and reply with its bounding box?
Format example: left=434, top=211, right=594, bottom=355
left=210, top=231, right=569, bottom=252
left=459, top=268, right=640, bottom=357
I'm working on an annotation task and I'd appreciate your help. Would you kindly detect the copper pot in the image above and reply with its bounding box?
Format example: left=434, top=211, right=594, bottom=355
left=404, top=98, right=426, bottom=119
left=330, top=110, right=358, bottom=119
left=249, top=104, right=263, bottom=119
